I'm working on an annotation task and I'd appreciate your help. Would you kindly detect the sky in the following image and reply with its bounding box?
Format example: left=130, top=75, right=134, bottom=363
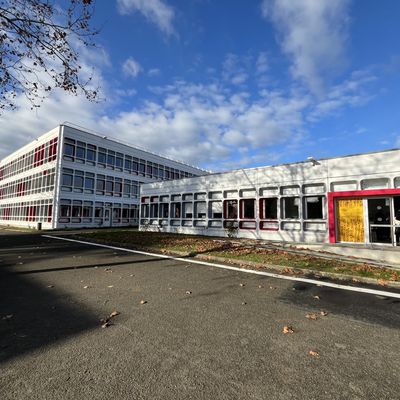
left=1, top=0, right=400, bottom=171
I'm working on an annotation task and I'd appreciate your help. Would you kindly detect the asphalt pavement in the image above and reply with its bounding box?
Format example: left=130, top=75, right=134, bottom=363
left=0, top=231, right=399, bottom=400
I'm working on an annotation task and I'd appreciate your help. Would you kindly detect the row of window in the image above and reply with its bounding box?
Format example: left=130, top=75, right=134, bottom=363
left=61, top=168, right=140, bottom=198
left=0, top=169, right=55, bottom=200
left=63, top=137, right=197, bottom=181
left=141, top=196, right=325, bottom=230
left=0, top=138, right=58, bottom=181
left=0, top=200, right=53, bottom=222
left=58, top=200, right=138, bottom=224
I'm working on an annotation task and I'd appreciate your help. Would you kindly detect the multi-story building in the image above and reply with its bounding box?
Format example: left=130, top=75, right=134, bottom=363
left=139, top=149, right=400, bottom=246
left=0, top=123, right=207, bottom=229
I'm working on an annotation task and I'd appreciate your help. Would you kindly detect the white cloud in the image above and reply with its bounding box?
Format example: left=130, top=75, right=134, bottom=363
left=222, top=53, right=249, bottom=86
left=256, top=52, right=269, bottom=74
left=148, top=68, right=161, bottom=77
left=117, top=0, right=176, bottom=36
left=261, top=0, right=351, bottom=94
left=122, top=57, right=142, bottom=78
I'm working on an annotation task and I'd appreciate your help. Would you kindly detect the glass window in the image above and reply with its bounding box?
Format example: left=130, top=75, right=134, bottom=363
left=107, top=153, right=115, bottom=167
left=282, top=197, right=300, bottom=219
left=225, top=200, right=238, bottom=219
left=183, top=203, right=193, bottom=218
left=87, top=148, right=96, bottom=162
left=171, top=202, right=181, bottom=218
left=85, top=177, right=94, bottom=190
left=116, top=156, right=123, bottom=169
left=96, top=177, right=105, bottom=191
left=98, top=149, right=106, bottom=164
left=194, top=202, right=206, bottom=218
left=304, top=196, right=324, bottom=219
left=124, top=159, right=131, bottom=171
left=60, top=204, right=71, bottom=217
left=209, top=201, right=222, bottom=219
left=76, top=146, right=85, bottom=159
left=159, top=203, right=169, bottom=218
left=106, top=179, right=113, bottom=193
left=62, top=173, right=73, bottom=186
left=262, top=198, right=278, bottom=219
left=63, top=143, right=75, bottom=157
left=115, top=182, right=122, bottom=194
left=123, top=183, right=130, bottom=196
left=74, top=175, right=84, bottom=189
left=240, top=199, right=255, bottom=219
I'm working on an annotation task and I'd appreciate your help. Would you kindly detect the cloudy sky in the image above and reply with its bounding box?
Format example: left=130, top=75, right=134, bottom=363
left=1, top=0, right=400, bottom=171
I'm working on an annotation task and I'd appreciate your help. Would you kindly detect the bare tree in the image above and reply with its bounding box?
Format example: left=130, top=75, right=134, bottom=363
left=0, top=0, right=100, bottom=112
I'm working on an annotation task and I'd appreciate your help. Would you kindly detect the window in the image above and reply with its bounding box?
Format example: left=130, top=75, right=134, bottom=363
left=63, top=143, right=75, bottom=157
left=87, top=145, right=96, bottom=162
left=107, top=152, right=115, bottom=167
left=282, top=197, right=300, bottom=219
left=159, top=203, right=169, bottom=218
left=304, top=196, right=324, bottom=219
left=150, top=203, right=158, bottom=218
left=240, top=199, right=255, bottom=219
left=76, top=145, right=85, bottom=159
left=141, top=204, right=149, bottom=218
left=209, top=201, right=222, bottom=219
left=116, top=154, right=123, bottom=169
left=194, top=202, right=206, bottom=218
left=60, top=202, right=71, bottom=217
left=96, top=175, right=105, bottom=193
left=183, top=203, right=193, bottom=219
left=95, top=203, right=103, bottom=218
left=98, top=148, right=106, bottom=164
left=72, top=201, right=82, bottom=218
left=106, top=178, right=114, bottom=194
left=123, top=182, right=131, bottom=196
left=62, top=172, right=73, bottom=187
left=74, top=171, right=84, bottom=189
left=85, top=177, right=95, bottom=190
left=114, top=181, right=122, bottom=196
left=224, top=200, right=238, bottom=219
left=124, top=158, right=131, bottom=171
left=82, top=202, right=92, bottom=218
left=171, top=202, right=181, bottom=218
left=261, top=198, right=278, bottom=219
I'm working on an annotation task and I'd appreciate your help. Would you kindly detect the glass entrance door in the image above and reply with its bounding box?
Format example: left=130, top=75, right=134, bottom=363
left=394, top=196, right=400, bottom=246
left=367, top=198, right=392, bottom=244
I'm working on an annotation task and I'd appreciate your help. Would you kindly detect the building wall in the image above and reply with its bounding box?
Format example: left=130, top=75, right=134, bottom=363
left=139, top=149, right=400, bottom=245
left=0, top=124, right=206, bottom=230
left=0, top=127, right=60, bottom=229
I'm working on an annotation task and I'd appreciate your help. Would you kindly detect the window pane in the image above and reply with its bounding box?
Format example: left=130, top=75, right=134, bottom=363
left=76, top=147, right=85, bottom=159
left=283, top=197, right=299, bottom=219
left=263, top=198, right=277, bottom=219
left=305, top=196, right=323, bottom=219
left=64, top=143, right=74, bottom=156
left=74, top=176, right=84, bottom=188
left=85, top=177, right=94, bottom=190
left=87, top=149, right=96, bottom=161
left=225, top=200, right=238, bottom=219
left=62, top=174, right=72, bottom=186
left=241, top=199, right=255, bottom=219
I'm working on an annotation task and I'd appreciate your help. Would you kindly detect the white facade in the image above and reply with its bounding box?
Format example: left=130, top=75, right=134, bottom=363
left=139, top=149, right=400, bottom=246
left=0, top=124, right=206, bottom=229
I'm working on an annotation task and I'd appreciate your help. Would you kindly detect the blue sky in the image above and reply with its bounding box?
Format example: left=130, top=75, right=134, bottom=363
left=1, top=0, right=400, bottom=171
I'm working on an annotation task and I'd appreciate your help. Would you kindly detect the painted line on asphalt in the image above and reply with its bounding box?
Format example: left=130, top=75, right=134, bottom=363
left=42, top=234, right=400, bottom=299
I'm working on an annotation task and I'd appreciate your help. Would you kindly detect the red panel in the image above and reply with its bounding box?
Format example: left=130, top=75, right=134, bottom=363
left=328, top=188, right=400, bottom=243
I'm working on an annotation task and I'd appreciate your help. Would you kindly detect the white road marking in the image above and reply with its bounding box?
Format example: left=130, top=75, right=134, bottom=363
left=42, top=235, right=400, bottom=299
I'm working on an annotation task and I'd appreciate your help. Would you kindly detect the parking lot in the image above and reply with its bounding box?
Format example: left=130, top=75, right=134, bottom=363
left=1, top=231, right=399, bottom=400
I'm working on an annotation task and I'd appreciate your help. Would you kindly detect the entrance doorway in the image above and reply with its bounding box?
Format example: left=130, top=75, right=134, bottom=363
left=367, top=196, right=400, bottom=245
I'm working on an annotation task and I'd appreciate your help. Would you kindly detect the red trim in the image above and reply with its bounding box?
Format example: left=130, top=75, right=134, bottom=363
left=328, top=189, right=400, bottom=243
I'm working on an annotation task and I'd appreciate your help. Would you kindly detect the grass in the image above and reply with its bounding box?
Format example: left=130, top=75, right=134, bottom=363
left=78, top=229, right=400, bottom=283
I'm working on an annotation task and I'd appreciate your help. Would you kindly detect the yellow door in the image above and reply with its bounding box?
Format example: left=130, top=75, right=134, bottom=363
left=336, top=199, right=365, bottom=243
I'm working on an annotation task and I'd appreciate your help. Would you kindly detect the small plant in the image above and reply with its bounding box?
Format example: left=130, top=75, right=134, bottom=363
left=225, top=221, right=239, bottom=238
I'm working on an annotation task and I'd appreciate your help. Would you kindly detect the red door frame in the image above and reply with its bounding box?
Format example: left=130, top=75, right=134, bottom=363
left=328, top=189, right=400, bottom=243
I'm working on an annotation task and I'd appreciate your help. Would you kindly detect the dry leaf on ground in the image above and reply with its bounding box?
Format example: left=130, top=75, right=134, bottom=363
left=283, top=326, right=294, bottom=334
left=320, top=310, right=328, bottom=316
left=185, top=290, right=192, bottom=295
left=109, top=310, right=120, bottom=317
left=306, top=313, right=318, bottom=320
left=140, top=300, right=147, bottom=305
left=313, top=295, right=320, bottom=300
left=309, top=350, right=319, bottom=357
left=239, top=283, right=245, bottom=287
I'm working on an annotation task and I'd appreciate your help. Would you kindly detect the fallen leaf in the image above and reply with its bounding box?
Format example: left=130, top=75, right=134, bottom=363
left=2, top=314, right=13, bottom=320
left=283, top=326, right=294, bottom=334
left=107, top=285, right=114, bottom=288
left=239, top=283, right=245, bottom=287
left=306, top=313, right=318, bottom=320
left=185, top=290, right=192, bottom=295
left=109, top=310, right=120, bottom=317
left=83, top=285, right=90, bottom=289
left=241, top=302, right=247, bottom=305
left=258, top=285, right=263, bottom=288
left=313, top=295, right=320, bottom=300
left=140, top=300, right=147, bottom=305
left=101, top=322, right=110, bottom=329
left=47, top=285, right=54, bottom=288
left=269, top=286, right=276, bottom=290
left=378, top=279, right=386, bottom=286
left=320, top=310, right=328, bottom=316
left=309, top=350, right=319, bottom=357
